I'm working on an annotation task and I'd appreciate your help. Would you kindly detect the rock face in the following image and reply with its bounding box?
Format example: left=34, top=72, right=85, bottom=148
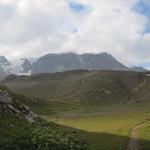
left=30, top=53, right=128, bottom=74
left=131, top=66, right=147, bottom=72
left=0, top=56, right=9, bottom=65
left=0, top=56, right=10, bottom=80
left=21, top=59, right=32, bottom=73
left=0, top=89, right=38, bottom=123
left=0, top=66, right=7, bottom=80
left=0, top=90, right=12, bottom=103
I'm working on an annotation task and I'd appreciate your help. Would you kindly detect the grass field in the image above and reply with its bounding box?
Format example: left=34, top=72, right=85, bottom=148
left=41, top=111, right=150, bottom=150
left=46, top=113, right=149, bottom=136
left=137, top=122, right=150, bottom=150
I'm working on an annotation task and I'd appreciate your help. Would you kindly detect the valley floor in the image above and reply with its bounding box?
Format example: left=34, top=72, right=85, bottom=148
left=42, top=111, right=150, bottom=150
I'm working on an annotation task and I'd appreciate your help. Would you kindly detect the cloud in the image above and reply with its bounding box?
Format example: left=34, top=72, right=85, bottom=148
left=0, top=0, right=149, bottom=68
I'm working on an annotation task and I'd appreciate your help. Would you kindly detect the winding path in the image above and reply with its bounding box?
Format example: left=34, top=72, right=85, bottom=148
left=127, top=121, right=150, bottom=150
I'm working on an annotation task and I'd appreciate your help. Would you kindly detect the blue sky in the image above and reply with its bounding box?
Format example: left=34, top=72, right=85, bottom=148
left=133, top=0, right=150, bottom=18
left=68, top=0, right=86, bottom=12
left=132, top=0, right=150, bottom=68
left=133, top=0, right=150, bottom=34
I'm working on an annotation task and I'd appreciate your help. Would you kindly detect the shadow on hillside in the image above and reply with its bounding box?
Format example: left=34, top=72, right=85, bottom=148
left=74, top=130, right=150, bottom=150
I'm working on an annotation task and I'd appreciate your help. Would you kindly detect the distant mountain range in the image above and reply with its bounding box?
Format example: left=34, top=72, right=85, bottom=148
left=30, top=53, right=129, bottom=74
left=0, top=52, right=147, bottom=80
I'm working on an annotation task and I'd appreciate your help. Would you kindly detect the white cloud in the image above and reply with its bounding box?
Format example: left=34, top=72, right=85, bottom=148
left=0, top=0, right=149, bottom=67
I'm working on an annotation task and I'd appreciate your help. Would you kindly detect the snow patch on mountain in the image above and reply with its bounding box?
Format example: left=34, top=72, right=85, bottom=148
left=0, top=57, right=37, bottom=76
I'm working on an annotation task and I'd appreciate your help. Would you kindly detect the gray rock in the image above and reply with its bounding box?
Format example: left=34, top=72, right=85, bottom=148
left=0, top=56, right=9, bottom=65
left=0, top=66, right=7, bottom=80
left=0, top=89, right=38, bottom=123
left=24, top=112, right=38, bottom=123
left=131, top=66, right=147, bottom=72
left=21, top=59, right=32, bottom=73
left=0, top=90, right=12, bottom=103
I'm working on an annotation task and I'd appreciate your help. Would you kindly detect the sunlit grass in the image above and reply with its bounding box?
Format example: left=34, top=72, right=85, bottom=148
left=45, top=112, right=150, bottom=136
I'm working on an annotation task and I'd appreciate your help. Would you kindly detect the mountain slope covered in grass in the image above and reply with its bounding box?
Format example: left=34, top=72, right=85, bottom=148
left=0, top=85, right=87, bottom=150
left=2, top=70, right=150, bottom=115
left=2, top=70, right=147, bottom=102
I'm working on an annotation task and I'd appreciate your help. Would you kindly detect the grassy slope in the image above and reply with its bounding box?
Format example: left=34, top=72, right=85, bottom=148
left=0, top=86, right=87, bottom=150
left=2, top=70, right=150, bottom=150
left=3, top=70, right=150, bottom=116
left=3, top=70, right=144, bottom=102
left=45, top=112, right=150, bottom=150
left=0, top=113, right=134, bottom=150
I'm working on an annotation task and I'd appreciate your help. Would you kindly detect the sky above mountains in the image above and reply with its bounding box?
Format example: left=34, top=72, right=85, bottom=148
left=0, top=0, right=150, bottom=68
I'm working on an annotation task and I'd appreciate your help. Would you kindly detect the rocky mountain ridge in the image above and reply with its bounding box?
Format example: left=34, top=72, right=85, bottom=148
left=30, top=52, right=129, bottom=74
left=0, top=53, right=148, bottom=80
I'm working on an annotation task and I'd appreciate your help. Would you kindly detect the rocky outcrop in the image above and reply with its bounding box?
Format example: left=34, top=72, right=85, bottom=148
left=0, top=89, right=38, bottom=123
left=19, top=104, right=38, bottom=123
left=0, top=56, right=9, bottom=65
left=0, top=89, right=12, bottom=103
left=0, top=66, right=7, bottom=80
